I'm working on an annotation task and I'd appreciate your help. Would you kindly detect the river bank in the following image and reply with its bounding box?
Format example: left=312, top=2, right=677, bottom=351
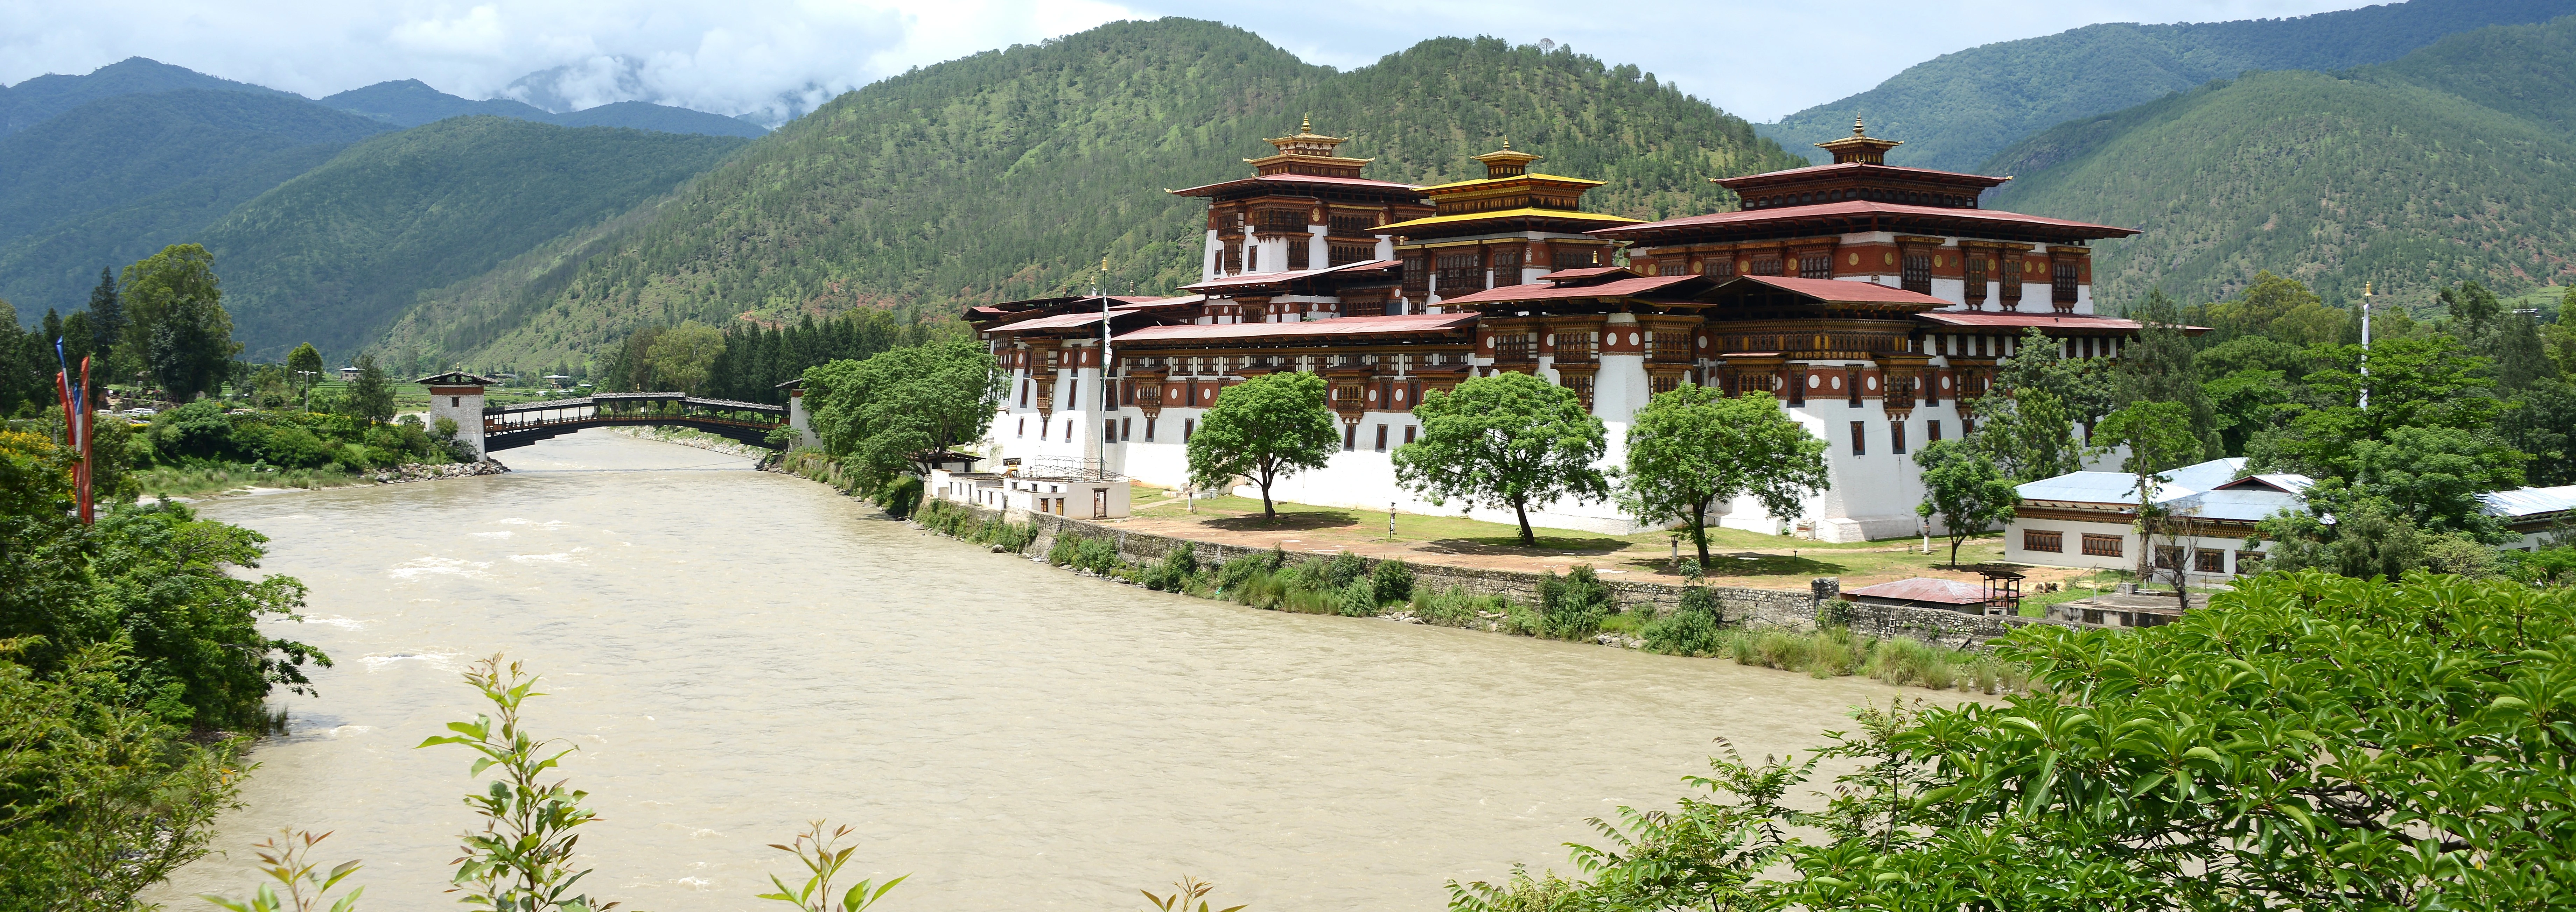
left=145, top=457, right=510, bottom=500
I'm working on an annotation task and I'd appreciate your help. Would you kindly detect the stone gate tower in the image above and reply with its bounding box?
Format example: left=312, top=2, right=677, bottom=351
left=418, top=371, right=496, bottom=458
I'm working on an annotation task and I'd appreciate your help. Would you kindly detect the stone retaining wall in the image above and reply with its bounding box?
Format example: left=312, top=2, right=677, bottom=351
left=937, top=500, right=2038, bottom=650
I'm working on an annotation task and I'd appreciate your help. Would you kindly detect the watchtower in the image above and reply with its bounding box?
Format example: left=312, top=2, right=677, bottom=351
left=418, top=371, right=497, bottom=457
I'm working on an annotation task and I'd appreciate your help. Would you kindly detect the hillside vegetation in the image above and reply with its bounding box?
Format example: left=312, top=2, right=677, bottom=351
left=1987, top=16, right=2576, bottom=308
left=0, top=90, right=391, bottom=324
left=1761, top=0, right=2576, bottom=171
left=0, top=56, right=304, bottom=134
left=201, top=116, right=748, bottom=359
left=384, top=19, right=1801, bottom=370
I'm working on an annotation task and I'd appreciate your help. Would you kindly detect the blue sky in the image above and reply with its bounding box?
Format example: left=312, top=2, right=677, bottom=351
left=0, top=0, right=2384, bottom=123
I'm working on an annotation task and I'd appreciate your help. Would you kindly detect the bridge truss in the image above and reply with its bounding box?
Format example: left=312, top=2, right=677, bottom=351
left=482, top=393, right=788, bottom=452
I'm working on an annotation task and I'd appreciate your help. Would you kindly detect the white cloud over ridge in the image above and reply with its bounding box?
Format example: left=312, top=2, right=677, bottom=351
left=1, top=0, right=2381, bottom=125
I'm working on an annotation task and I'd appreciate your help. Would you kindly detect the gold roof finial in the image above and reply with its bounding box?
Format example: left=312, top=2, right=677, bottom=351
left=1502, top=137, right=1511, bottom=149
left=1301, top=114, right=1312, bottom=133
left=1854, top=115, right=1867, bottom=136
left=2364, top=281, right=2373, bottom=296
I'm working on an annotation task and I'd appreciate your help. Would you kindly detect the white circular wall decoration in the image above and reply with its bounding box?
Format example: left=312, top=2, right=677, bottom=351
left=1628, top=332, right=1640, bottom=346
left=1866, top=376, right=1878, bottom=390
left=1202, top=389, right=1212, bottom=401
left=1941, top=376, right=1953, bottom=389
left=1807, top=374, right=1821, bottom=389
left=1830, top=375, right=1843, bottom=390
left=1698, top=335, right=1708, bottom=348
left=1484, top=337, right=1496, bottom=349
left=1395, top=389, right=1405, bottom=402
left=1368, top=390, right=1378, bottom=402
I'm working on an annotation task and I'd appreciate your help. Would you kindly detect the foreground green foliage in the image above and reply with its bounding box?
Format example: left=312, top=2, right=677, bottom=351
left=198, top=830, right=366, bottom=912
left=417, top=656, right=617, bottom=912
left=803, top=339, right=1003, bottom=492
left=1457, top=570, right=2576, bottom=910
left=756, top=822, right=903, bottom=912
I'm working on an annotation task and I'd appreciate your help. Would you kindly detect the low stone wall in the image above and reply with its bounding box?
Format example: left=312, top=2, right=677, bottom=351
left=947, top=499, right=2037, bottom=650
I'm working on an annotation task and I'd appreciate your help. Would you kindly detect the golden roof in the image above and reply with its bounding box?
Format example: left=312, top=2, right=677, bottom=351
left=1813, top=116, right=1903, bottom=165
left=1377, top=206, right=1641, bottom=233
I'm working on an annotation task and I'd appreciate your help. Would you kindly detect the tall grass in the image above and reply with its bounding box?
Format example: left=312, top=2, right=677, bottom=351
left=1703, top=625, right=2027, bottom=694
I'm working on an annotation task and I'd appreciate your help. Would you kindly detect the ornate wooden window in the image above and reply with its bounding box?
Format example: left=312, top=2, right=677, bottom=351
left=2024, top=530, right=2063, bottom=553
left=1329, top=243, right=1373, bottom=267
left=1962, top=255, right=1988, bottom=307
left=2194, top=549, right=2225, bottom=573
left=1850, top=421, right=1866, bottom=455
left=2082, top=533, right=2124, bottom=558
left=1650, top=331, right=1691, bottom=363
left=2053, top=262, right=2079, bottom=311
left=1890, top=420, right=1907, bottom=455
left=1920, top=369, right=1940, bottom=406
left=1787, top=369, right=1805, bottom=406
left=1560, top=375, right=1596, bottom=410
left=1490, top=248, right=1522, bottom=284
left=1798, top=254, right=1833, bottom=280
left=1552, top=247, right=1596, bottom=271
left=1329, top=213, right=1373, bottom=235
left=1902, top=253, right=1932, bottom=294
left=1846, top=367, right=1863, bottom=407
left=1750, top=256, right=1784, bottom=277
left=1659, top=260, right=1690, bottom=277
left=1222, top=242, right=1241, bottom=275
left=1493, top=332, right=1536, bottom=364
left=1702, top=258, right=1735, bottom=278
left=1402, top=255, right=1428, bottom=297
left=1436, top=252, right=1480, bottom=292
left=1257, top=209, right=1303, bottom=233
left=1926, top=419, right=1941, bottom=442
left=2000, top=261, right=2024, bottom=309
left=1550, top=331, right=1595, bottom=363
left=1288, top=240, right=1310, bottom=270
left=1342, top=297, right=1386, bottom=318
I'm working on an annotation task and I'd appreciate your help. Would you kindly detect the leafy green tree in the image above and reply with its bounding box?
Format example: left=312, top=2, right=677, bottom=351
left=1616, top=385, right=1827, bottom=567
left=418, top=656, right=615, bottom=912
left=2112, top=289, right=2219, bottom=455
left=1910, top=440, right=2017, bottom=568
left=644, top=321, right=725, bottom=395
left=1184, top=371, right=1338, bottom=522
left=2250, top=489, right=2429, bottom=580
left=2093, top=401, right=2208, bottom=587
left=2346, top=425, right=2529, bottom=539
left=285, top=342, right=325, bottom=397
left=120, top=244, right=239, bottom=401
left=2195, top=269, right=2350, bottom=346
left=84, top=267, right=122, bottom=356
left=2504, top=376, right=2575, bottom=486
left=345, top=353, right=394, bottom=424
left=1992, top=327, right=2116, bottom=424
left=803, top=339, right=1004, bottom=488
left=2253, top=334, right=2518, bottom=493
left=1968, top=388, right=2083, bottom=483
left=2442, top=280, right=2552, bottom=393
left=1396, top=370, right=1609, bottom=546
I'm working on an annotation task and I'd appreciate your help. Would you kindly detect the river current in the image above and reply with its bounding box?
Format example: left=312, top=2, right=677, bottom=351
left=154, top=430, right=1908, bottom=910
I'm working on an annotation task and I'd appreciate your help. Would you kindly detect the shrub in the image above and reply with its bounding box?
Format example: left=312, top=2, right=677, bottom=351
left=1410, top=586, right=1494, bottom=628
left=1214, top=547, right=1285, bottom=593
left=1643, top=587, right=1725, bottom=656
left=1141, top=547, right=1200, bottom=592
left=877, top=475, right=924, bottom=519
left=1536, top=566, right=1612, bottom=641
left=1370, top=559, right=1415, bottom=604
left=1320, top=552, right=1367, bottom=590
left=1074, top=536, right=1120, bottom=575
left=1335, top=579, right=1381, bottom=617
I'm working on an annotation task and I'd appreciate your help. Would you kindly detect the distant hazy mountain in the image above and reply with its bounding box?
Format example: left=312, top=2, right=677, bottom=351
left=0, top=90, right=392, bottom=324
left=318, top=79, right=554, bottom=126
left=1761, top=0, right=2576, bottom=171
left=1985, top=16, right=2576, bottom=309
left=1, top=57, right=304, bottom=134
left=321, top=79, right=766, bottom=137
left=204, top=116, right=748, bottom=358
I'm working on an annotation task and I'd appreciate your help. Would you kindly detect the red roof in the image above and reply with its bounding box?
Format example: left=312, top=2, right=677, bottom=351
left=1724, top=275, right=1950, bottom=306
left=1180, top=259, right=1398, bottom=292
left=1168, top=173, right=1421, bottom=197
left=1591, top=199, right=2135, bottom=239
left=1915, top=312, right=2147, bottom=333
left=1116, top=313, right=1476, bottom=345
left=982, top=311, right=1116, bottom=334
left=1439, top=274, right=1705, bottom=305
left=1844, top=577, right=1986, bottom=605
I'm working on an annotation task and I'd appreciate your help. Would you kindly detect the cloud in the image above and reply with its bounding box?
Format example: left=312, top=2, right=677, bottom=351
left=0, top=0, right=2377, bottom=124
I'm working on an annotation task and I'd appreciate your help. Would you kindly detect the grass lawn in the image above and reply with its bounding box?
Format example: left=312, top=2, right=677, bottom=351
left=1119, top=485, right=2066, bottom=591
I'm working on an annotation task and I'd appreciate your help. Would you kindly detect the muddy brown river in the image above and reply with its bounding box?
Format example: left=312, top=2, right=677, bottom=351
left=153, top=429, right=1913, bottom=910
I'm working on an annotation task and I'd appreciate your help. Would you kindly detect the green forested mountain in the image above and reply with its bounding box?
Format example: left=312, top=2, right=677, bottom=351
left=1, top=57, right=304, bottom=134
left=545, top=101, right=766, bottom=137
left=382, top=19, right=1799, bottom=369
left=200, top=116, right=747, bottom=359
left=1986, top=16, right=2576, bottom=309
left=0, top=90, right=392, bottom=324
left=1760, top=0, right=2576, bottom=172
